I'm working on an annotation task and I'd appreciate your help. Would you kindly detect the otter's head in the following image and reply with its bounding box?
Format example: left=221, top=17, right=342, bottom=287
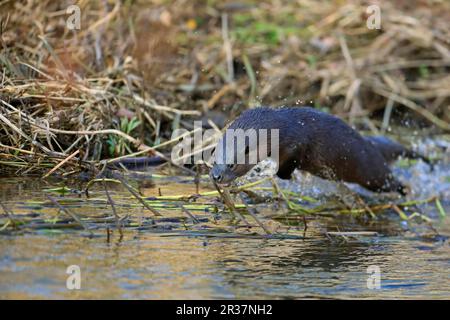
left=210, top=128, right=269, bottom=185
left=209, top=107, right=279, bottom=185
left=210, top=159, right=255, bottom=185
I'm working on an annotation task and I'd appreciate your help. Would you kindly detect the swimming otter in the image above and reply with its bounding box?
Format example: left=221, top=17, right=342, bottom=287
left=210, top=107, right=428, bottom=195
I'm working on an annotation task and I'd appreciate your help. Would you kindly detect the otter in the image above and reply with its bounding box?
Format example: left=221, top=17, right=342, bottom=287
left=210, top=107, right=429, bottom=195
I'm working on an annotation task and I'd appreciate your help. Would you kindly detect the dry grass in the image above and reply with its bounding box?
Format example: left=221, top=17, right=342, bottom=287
left=0, top=0, right=449, bottom=176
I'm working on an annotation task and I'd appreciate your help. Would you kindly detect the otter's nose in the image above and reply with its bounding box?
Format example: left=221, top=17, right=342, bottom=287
left=211, top=172, right=222, bottom=182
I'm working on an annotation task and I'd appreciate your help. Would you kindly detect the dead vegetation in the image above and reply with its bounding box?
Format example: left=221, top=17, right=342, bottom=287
left=0, top=0, right=449, bottom=176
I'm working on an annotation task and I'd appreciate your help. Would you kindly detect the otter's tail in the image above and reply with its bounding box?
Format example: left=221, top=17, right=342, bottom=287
left=365, top=136, right=431, bottom=166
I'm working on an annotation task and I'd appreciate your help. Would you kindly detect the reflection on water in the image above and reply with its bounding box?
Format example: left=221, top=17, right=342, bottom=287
left=0, top=230, right=449, bottom=299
